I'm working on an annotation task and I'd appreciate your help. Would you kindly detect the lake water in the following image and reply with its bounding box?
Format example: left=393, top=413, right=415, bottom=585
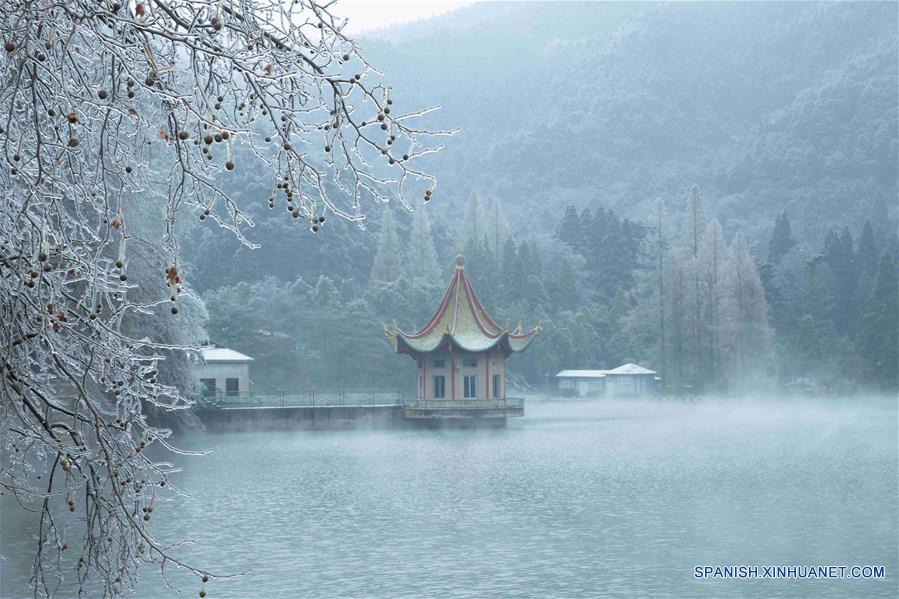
left=2, top=397, right=897, bottom=598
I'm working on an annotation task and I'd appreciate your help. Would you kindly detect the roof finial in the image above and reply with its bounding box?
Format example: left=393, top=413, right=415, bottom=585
left=456, top=255, right=465, bottom=269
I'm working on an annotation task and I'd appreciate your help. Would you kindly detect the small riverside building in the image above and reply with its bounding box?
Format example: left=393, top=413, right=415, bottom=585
left=555, top=370, right=607, bottom=396
left=196, top=347, right=254, bottom=396
left=384, top=256, right=540, bottom=421
left=556, top=363, right=659, bottom=397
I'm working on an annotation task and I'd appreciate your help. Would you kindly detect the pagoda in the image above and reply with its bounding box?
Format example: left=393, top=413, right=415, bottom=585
left=384, top=256, right=540, bottom=422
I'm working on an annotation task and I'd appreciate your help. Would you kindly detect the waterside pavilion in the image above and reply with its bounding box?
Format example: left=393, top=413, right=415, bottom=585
left=384, top=256, right=540, bottom=423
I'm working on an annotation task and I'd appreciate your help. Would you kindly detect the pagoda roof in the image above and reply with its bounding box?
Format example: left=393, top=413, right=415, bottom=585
left=384, top=256, right=540, bottom=356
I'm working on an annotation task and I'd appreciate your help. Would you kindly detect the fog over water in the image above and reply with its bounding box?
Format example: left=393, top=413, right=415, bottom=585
left=2, top=397, right=897, bottom=598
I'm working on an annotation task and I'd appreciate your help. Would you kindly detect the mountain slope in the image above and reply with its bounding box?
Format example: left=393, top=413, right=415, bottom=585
left=360, top=1, right=897, bottom=244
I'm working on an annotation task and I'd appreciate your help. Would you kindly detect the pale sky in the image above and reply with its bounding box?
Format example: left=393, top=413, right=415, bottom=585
left=333, top=1, right=480, bottom=35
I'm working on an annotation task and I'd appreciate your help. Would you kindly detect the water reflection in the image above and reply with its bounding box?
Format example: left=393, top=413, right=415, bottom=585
left=2, top=397, right=897, bottom=598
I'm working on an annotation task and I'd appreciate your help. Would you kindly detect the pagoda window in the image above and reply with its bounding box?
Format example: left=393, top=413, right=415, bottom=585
left=463, top=357, right=477, bottom=368
left=463, top=375, right=477, bottom=399
left=433, top=375, right=446, bottom=399
left=493, top=374, right=501, bottom=399
left=433, top=359, right=445, bottom=369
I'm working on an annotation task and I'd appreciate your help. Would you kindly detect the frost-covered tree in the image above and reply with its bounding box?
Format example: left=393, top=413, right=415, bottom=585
left=725, top=232, right=771, bottom=381
left=700, top=219, right=726, bottom=390
left=458, top=190, right=486, bottom=249
left=485, top=196, right=511, bottom=255
left=0, top=1, right=446, bottom=595
left=370, top=207, right=404, bottom=283
left=406, top=205, right=439, bottom=282
left=680, top=183, right=706, bottom=389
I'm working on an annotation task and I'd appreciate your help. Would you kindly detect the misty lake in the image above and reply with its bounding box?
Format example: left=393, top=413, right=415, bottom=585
left=2, top=397, right=897, bottom=598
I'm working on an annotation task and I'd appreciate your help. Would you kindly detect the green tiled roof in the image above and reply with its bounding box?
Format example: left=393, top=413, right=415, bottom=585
left=384, top=256, right=540, bottom=355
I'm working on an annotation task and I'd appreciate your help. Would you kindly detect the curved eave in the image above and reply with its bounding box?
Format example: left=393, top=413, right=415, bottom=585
left=393, top=328, right=540, bottom=357
left=507, top=327, right=541, bottom=353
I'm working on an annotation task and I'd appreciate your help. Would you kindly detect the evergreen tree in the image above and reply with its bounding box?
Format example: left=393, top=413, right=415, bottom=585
left=407, top=206, right=440, bottom=282
left=485, top=196, right=512, bottom=255
left=459, top=190, right=487, bottom=249
left=768, top=211, right=796, bottom=265
left=369, top=208, right=405, bottom=283
left=856, top=220, right=879, bottom=278
left=549, top=258, right=581, bottom=313
left=822, top=228, right=855, bottom=334
left=859, top=253, right=899, bottom=388
left=499, top=237, right=518, bottom=301
left=557, top=205, right=584, bottom=251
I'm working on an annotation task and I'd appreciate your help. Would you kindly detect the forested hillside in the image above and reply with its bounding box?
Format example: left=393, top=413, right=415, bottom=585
left=361, top=1, right=896, bottom=244
left=184, top=1, right=898, bottom=394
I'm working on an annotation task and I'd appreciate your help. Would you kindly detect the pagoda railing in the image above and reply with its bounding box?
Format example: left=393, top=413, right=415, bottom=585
left=402, top=398, right=524, bottom=410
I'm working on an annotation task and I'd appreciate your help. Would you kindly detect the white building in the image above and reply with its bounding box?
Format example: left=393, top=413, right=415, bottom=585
left=555, top=370, right=607, bottom=396
left=555, top=363, right=659, bottom=397
left=196, top=347, right=254, bottom=396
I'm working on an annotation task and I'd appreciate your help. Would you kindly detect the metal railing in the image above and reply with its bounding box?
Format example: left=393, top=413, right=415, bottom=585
left=195, top=391, right=525, bottom=412
left=403, top=398, right=524, bottom=410
left=195, top=389, right=405, bottom=410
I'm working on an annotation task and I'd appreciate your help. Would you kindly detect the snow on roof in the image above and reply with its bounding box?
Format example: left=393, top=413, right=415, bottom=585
left=555, top=370, right=607, bottom=378
left=556, top=364, right=657, bottom=378
left=604, top=363, right=656, bottom=375
left=386, top=256, right=539, bottom=355
left=199, top=347, right=254, bottom=362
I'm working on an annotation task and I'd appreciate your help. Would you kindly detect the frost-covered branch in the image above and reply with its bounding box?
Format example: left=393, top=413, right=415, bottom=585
left=0, top=1, right=447, bottom=596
